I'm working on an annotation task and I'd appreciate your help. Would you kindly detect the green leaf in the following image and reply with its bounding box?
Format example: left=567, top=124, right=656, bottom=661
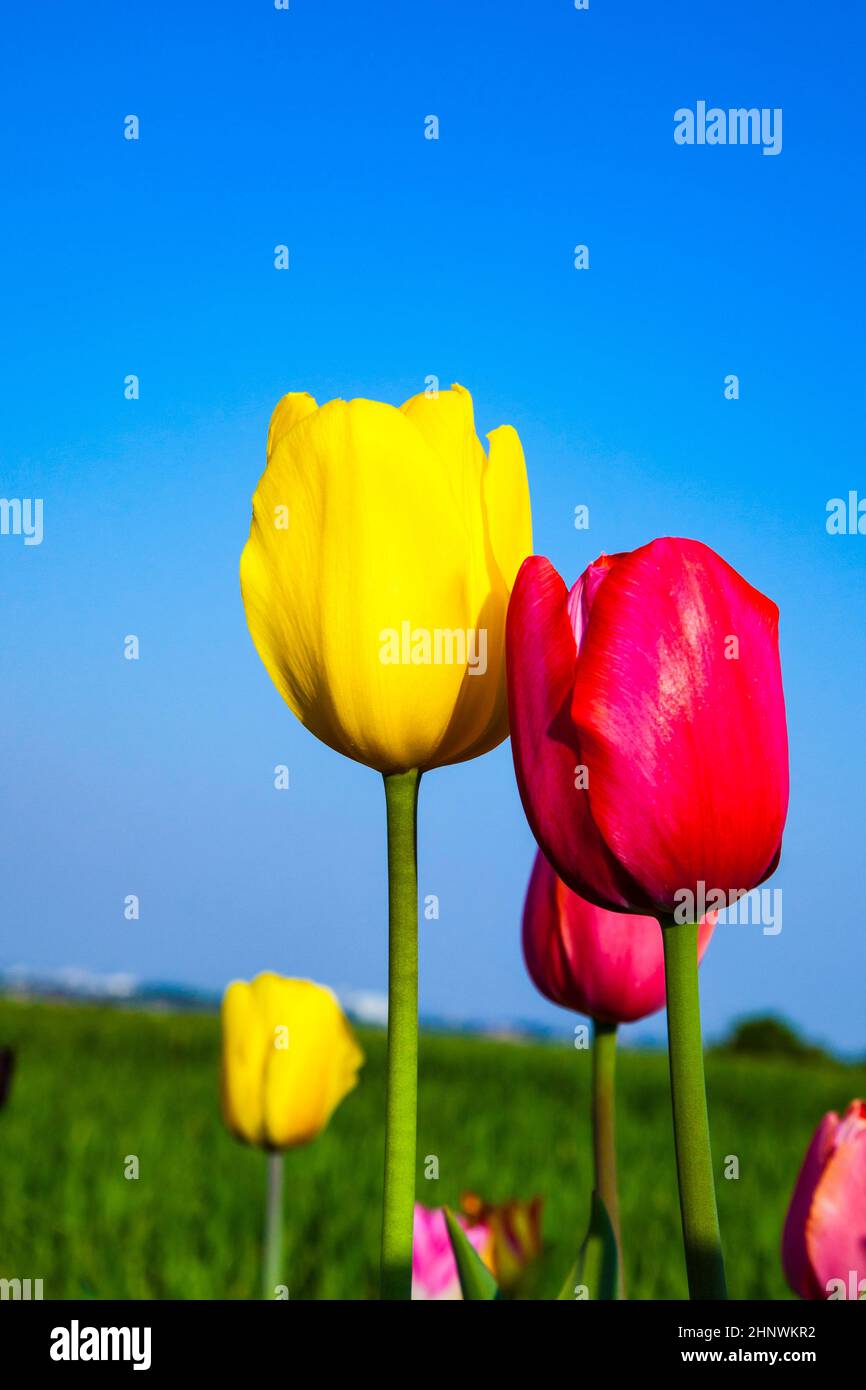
left=557, top=1191, right=619, bottom=1301
left=444, top=1207, right=501, bottom=1301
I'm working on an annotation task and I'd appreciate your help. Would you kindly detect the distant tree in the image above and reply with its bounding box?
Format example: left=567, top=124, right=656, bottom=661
left=720, top=1015, right=830, bottom=1064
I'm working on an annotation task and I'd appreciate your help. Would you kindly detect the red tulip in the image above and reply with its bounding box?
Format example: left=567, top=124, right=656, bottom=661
left=782, top=1101, right=866, bottom=1300
left=506, top=539, right=789, bottom=917
left=523, top=849, right=715, bottom=1024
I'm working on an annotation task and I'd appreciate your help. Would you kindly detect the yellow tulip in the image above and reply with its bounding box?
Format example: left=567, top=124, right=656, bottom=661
left=460, top=1193, right=543, bottom=1292
left=220, top=973, right=363, bottom=1150
left=239, top=384, right=532, bottom=774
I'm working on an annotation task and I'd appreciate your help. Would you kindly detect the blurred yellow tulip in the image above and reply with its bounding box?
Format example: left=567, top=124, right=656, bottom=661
left=239, top=384, right=532, bottom=775
left=460, top=1192, right=543, bottom=1291
left=220, top=973, right=363, bottom=1150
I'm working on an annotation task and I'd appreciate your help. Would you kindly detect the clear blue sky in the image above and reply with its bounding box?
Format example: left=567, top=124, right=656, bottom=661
left=2, top=1, right=864, bottom=1050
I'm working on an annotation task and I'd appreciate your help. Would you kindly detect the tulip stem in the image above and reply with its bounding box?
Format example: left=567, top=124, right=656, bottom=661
left=262, top=1150, right=284, bottom=1300
left=661, top=919, right=727, bottom=1300
left=380, top=768, right=421, bottom=1300
left=591, top=1019, right=624, bottom=1297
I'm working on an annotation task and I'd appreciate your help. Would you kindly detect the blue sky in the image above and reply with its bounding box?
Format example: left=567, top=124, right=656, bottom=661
left=2, top=1, right=864, bottom=1049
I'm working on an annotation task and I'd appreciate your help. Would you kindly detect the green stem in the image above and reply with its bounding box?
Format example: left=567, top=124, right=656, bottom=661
left=591, top=1019, right=624, bottom=1297
left=661, top=919, right=727, bottom=1299
left=262, top=1150, right=284, bottom=1299
left=380, top=768, right=421, bottom=1300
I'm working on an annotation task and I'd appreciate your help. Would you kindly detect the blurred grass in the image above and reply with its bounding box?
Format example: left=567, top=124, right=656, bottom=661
left=0, top=997, right=862, bottom=1299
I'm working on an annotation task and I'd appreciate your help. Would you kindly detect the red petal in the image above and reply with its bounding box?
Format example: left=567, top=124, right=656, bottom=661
left=571, top=538, right=789, bottom=913
left=506, top=558, right=644, bottom=910
left=522, top=850, right=714, bottom=1024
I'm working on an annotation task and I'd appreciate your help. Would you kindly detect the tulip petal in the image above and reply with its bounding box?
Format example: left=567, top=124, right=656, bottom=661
left=251, top=974, right=363, bottom=1149
left=553, top=860, right=665, bottom=1020
left=571, top=538, right=789, bottom=912
left=266, top=391, right=320, bottom=453
left=432, top=420, right=534, bottom=767
left=807, top=1102, right=866, bottom=1297
left=522, top=850, right=715, bottom=1024
left=241, top=398, right=474, bottom=773
left=506, top=557, right=647, bottom=910
left=400, top=383, right=484, bottom=528
left=483, top=424, right=533, bottom=595
left=220, top=981, right=270, bottom=1146
left=782, top=1112, right=839, bottom=1299
left=221, top=974, right=363, bottom=1151
left=398, top=383, right=493, bottom=763
left=244, top=384, right=532, bottom=775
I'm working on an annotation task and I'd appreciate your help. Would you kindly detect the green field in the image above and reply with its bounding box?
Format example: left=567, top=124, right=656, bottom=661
left=0, top=998, right=860, bottom=1300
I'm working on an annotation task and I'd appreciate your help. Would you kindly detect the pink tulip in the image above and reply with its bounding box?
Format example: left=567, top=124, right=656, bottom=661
left=782, top=1101, right=866, bottom=1299
left=411, top=1204, right=491, bottom=1300
left=506, top=539, right=789, bottom=917
left=523, top=849, right=715, bottom=1023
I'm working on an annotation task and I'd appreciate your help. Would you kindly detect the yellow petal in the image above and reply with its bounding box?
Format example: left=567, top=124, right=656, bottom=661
left=241, top=386, right=533, bottom=774
left=430, top=421, right=533, bottom=766
left=400, top=383, right=484, bottom=535
left=241, top=397, right=473, bottom=773
left=267, top=392, right=320, bottom=454
left=220, top=981, right=269, bottom=1146
left=220, top=974, right=364, bottom=1151
left=483, top=424, right=533, bottom=592
left=253, top=975, right=363, bottom=1148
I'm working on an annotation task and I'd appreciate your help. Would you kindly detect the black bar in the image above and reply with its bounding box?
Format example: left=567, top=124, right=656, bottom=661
left=0, top=1298, right=857, bottom=1375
